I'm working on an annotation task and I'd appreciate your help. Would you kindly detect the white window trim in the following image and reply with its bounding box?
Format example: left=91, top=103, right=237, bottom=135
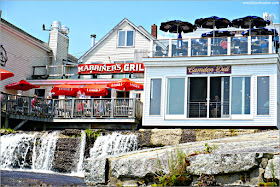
left=256, top=75, right=271, bottom=116
left=164, top=76, right=186, bottom=119
left=117, top=30, right=135, bottom=48
left=230, top=75, right=253, bottom=120
left=149, top=78, right=162, bottom=116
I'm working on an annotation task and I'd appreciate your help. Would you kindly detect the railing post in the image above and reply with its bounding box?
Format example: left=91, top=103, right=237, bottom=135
left=227, top=37, right=231, bottom=55
left=71, top=98, right=74, bottom=118
left=207, top=38, right=211, bottom=56
left=110, top=98, right=114, bottom=118
left=168, top=39, right=172, bottom=57
left=268, top=35, right=273, bottom=53
left=248, top=36, right=252, bottom=54
left=132, top=99, right=136, bottom=118
left=91, top=99, right=94, bottom=118
left=28, top=97, right=32, bottom=115
left=188, top=38, right=191, bottom=56
left=52, top=99, right=55, bottom=118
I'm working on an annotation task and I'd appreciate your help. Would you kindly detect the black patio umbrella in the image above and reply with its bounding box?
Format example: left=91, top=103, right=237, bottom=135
left=195, top=16, right=232, bottom=41
left=232, top=16, right=270, bottom=36
left=160, top=20, right=195, bottom=36
left=202, top=30, right=235, bottom=37
left=242, top=27, right=278, bottom=36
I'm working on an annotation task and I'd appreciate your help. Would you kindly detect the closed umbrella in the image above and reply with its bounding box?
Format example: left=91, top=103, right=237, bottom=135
left=0, top=68, right=14, bottom=81
left=79, top=84, right=108, bottom=97
left=51, top=83, right=79, bottom=97
left=107, top=78, right=143, bottom=97
left=5, top=80, right=40, bottom=92
left=232, top=16, right=270, bottom=36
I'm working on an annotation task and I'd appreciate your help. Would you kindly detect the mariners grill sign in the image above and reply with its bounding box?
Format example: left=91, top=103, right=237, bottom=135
left=187, top=66, right=231, bottom=75
left=78, top=63, right=145, bottom=74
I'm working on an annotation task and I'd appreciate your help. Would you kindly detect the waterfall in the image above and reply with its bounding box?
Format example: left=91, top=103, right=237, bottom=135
left=1, top=131, right=59, bottom=172
left=90, top=132, right=138, bottom=159
left=32, top=131, right=59, bottom=171
left=1, top=133, right=37, bottom=169
left=71, top=130, right=86, bottom=176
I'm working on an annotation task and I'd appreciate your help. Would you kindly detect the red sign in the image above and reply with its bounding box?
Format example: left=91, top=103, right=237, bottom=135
left=187, top=66, right=231, bottom=75
left=78, top=63, right=145, bottom=74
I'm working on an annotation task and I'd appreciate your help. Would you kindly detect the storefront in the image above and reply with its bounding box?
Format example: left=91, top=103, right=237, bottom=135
left=142, top=54, right=280, bottom=128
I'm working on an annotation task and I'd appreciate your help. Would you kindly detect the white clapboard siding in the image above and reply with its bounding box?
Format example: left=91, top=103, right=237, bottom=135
left=83, top=21, right=150, bottom=64
left=1, top=28, right=51, bottom=96
left=143, top=62, right=279, bottom=127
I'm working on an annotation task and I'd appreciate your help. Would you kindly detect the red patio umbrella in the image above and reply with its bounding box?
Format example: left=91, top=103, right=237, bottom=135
left=79, top=84, right=108, bottom=97
left=0, top=68, right=14, bottom=81
left=51, top=83, right=79, bottom=97
left=107, top=78, right=143, bottom=97
left=5, top=80, right=40, bottom=91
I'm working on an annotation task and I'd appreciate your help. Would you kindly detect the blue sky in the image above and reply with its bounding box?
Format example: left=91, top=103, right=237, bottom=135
left=1, top=0, right=279, bottom=58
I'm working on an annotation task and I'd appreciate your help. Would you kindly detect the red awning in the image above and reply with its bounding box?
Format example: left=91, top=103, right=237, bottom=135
left=5, top=80, right=40, bottom=91
left=0, top=68, right=14, bottom=81
left=107, top=78, right=143, bottom=91
left=79, top=84, right=108, bottom=97
left=51, top=83, right=79, bottom=97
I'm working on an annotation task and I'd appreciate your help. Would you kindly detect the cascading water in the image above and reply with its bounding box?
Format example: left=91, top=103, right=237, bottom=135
left=90, top=132, right=138, bottom=159
left=71, top=130, right=86, bottom=176
left=0, top=131, right=59, bottom=172
left=1, top=133, right=37, bottom=169
left=32, top=131, right=59, bottom=171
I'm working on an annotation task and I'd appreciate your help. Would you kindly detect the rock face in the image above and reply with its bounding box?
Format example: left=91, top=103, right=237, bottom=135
left=186, top=153, right=258, bottom=175
left=264, top=155, right=280, bottom=180
left=84, top=157, right=107, bottom=185
left=52, top=137, right=80, bottom=173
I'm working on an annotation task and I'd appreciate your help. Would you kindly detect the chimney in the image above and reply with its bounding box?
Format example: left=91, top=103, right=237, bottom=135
left=151, top=24, right=157, bottom=39
left=91, top=34, right=96, bottom=47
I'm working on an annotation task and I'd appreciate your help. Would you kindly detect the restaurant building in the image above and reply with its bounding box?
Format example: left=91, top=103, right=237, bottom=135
left=142, top=25, right=280, bottom=128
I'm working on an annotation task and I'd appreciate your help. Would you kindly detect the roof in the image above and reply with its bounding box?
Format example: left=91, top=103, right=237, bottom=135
left=78, top=18, right=156, bottom=63
left=1, top=18, right=52, bottom=51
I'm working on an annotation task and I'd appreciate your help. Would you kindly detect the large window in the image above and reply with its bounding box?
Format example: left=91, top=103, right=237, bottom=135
left=150, top=79, right=161, bottom=115
left=257, top=76, right=269, bottom=115
left=231, top=77, right=251, bottom=115
left=118, top=31, right=134, bottom=47
left=167, top=78, right=185, bottom=115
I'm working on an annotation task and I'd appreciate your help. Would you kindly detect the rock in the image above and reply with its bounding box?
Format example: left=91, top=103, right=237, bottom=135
left=84, top=157, right=107, bottom=185
left=60, top=129, right=81, bottom=137
left=186, top=153, right=258, bottom=175
left=150, top=129, right=183, bottom=146
left=180, top=129, right=196, bottom=143
left=260, top=158, right=269, bottom=169
left=264, top=155, right=280, bottom=180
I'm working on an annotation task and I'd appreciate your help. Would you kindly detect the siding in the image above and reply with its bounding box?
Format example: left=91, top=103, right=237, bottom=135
left=143, top=63, right=279, bottom=127
left=82, top=22, right=150, bottom=64
left=1, top=28, right=51, bottom=96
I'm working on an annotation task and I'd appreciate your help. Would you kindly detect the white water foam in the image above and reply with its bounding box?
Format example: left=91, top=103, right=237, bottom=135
left=71, top=130, right=86, bottom=177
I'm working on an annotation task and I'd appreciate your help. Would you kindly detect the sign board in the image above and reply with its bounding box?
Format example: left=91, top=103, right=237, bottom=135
left=78, top=63, right=145, bottom=74
left=187, top=66, right=231, bottom=75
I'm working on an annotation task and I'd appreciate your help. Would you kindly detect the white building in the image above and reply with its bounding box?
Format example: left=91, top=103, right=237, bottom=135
left=142, top=26, right=280, bottom=128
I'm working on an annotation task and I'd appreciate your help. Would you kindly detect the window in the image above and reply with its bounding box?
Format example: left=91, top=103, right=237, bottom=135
left=167, top=78, right=185, bottom=115
left=34, top=89, right=45, bottom=98
left=150, top=79, right=161, bottom=115
left=118, top=31, right=134, bottom=47
left=231, top=77, right=251, bottom=115
left=257, top=76, right=269, bottom=115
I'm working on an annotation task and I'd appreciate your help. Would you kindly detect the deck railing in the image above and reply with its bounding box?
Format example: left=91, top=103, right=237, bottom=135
left=1, top=92, right=142, bottom=120
left=152, top=35, right=278, bottom=57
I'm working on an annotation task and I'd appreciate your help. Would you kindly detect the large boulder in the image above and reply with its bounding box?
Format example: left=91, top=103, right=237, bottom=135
left=84, top=157, right=107, bottom=185
left=264, top=155, right=280, bottom=180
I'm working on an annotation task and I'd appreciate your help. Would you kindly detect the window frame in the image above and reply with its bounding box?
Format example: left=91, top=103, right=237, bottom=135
left=117, top=30, right=135, bottom=48
left=149, top=78, right=162, bottom=116
left=257, top=76, right=270, bottom=116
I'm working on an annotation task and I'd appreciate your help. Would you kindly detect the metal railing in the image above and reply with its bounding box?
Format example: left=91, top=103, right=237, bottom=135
left=1, top=92, right=143, bottom=120
left=188, top=101, right=229, bottom=118
left=152, top=35, right=278, bottom=57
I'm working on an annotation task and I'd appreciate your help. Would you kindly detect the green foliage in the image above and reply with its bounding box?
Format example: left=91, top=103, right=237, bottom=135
left=1, top=126, right=15, bottom=133
left=85, top=128, right=101, bottom=140
left=270, top=160, right=275, bottom=180
left=203, top=143, right=218, bottom=153
left=153, top=148, right=192, bottom=186
left=258, top=182, right=278, bottom=186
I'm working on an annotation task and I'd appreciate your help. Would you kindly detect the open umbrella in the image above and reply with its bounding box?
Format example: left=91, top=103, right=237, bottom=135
left=51, top=83, right=79, bottom=97
left=195, top=16, right=232, bottom=41
left=0, top=68, right=14, bottom=81
left=242, top=27, right=278, bottom=36
left=79, top=84, right=108, bottom=97
left=107, top=78, right=143, bottom=97
left=232, top=16, right=270, bottom=36
left=5, top=80, right=40, bottom=92
left=202, top=30, right=235, bottom=37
